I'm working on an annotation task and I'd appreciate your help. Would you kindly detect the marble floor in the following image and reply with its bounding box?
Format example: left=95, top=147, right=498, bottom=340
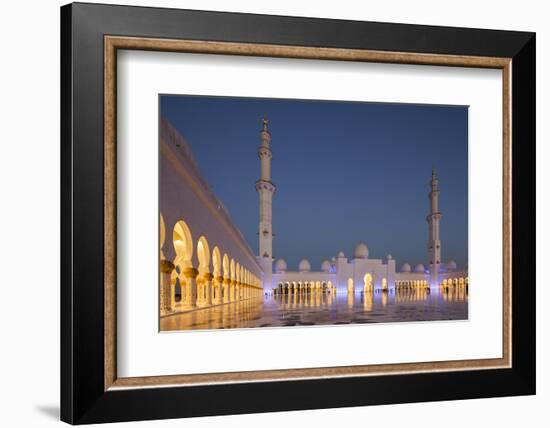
left=160, top=287, right=468, bottom=332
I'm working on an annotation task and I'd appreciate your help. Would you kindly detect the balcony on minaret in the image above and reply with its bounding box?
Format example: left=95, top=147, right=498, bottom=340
left=255, top=180, right=276, bottom=194
left=258, top=146, right=272, bottom=159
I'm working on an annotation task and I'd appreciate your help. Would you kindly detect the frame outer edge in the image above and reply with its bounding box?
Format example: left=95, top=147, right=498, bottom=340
left=60, top=3, right=75, bottom=424
left=511, top=33, right=536, bottom=392
left=63, top=3, right=536, bottom=423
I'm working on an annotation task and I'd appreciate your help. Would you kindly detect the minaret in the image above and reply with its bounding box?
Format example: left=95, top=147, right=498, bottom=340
left=427, top=168, right=442, bottom=286
left=255, top=115, right=275, bottom=290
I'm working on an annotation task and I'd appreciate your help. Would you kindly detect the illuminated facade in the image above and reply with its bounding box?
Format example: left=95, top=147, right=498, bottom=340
left=258, top=117, right=468, bottom=295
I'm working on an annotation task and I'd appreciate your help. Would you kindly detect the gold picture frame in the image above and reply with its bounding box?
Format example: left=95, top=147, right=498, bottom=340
left=103, top=36, right=512, bottom=391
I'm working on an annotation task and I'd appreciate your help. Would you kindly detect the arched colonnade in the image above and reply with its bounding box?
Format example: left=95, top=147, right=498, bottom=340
left=274, top=280, right=335, bottom=295
left=441, top=277, right=469, bottom=288
left=395, top=280, right=429, bottom=290
left=160, top=215, right=263, bottom=315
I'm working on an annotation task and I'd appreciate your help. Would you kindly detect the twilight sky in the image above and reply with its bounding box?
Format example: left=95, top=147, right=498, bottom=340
left=160, top=95, right=468, bottom=271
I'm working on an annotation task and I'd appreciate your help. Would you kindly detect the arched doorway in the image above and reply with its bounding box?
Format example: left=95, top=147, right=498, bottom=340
left=347, top=278, right=354, bottom=294
left=212, top=246, right=221, bottom=304
left=159, top=213, right=173, bottom=314
left=235, top=262, right=241, bottom=300
left=196, top=236, right=211, bottom=306
left=363, top=273, right=373, bottom=293
left=229, top=258, right=236, bottom=301
left=174, top=273, right=182, bottom=302
left=172, top=220, right=194, bottom=309
left=160, top=213, right=166, bottom=260
left=222, top=253, right=230, bottom=303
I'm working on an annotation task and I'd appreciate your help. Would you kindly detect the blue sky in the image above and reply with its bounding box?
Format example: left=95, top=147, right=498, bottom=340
left=161, top=95, right=468, bottom=271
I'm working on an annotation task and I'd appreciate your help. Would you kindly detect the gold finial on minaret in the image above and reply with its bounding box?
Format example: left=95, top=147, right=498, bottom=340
left=432, top=166, right=437, bottom=180
left=260, top=114, right=271, bottom=148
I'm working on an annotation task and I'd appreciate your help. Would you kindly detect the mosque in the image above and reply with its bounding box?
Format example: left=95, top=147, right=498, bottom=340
left=255, top=116, right=468, bottom=296
left=158, top=115, right=468, bottom=318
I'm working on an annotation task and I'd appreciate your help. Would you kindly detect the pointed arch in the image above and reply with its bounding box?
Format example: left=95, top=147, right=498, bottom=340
left=222, top=254, right=229, bottom=278
left=211, top=246, right=221, bottom=303
left=196, top=236, right=211, bottom=275
left=347, top=278, right=354, bottom=294
left=173, top=220, right=193, bottom=267
left=363, top=273, right=373, bottom=292
left=230, top=258, right=235, bottom=280
left=172, top=220, right=194, bottom=308
left=160, top=213, right=166, bottom=260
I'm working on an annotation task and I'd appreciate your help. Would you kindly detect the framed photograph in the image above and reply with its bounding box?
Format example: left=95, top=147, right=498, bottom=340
left=61, top=2, right=535, bottom=424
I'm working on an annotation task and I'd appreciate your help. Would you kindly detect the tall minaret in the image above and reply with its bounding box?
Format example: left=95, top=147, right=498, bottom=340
left=255, top=115, right=275, bottom=290
left=427, top=168, right=442, bottom=286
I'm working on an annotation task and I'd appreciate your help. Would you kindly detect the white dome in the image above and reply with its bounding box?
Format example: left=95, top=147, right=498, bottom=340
left=387, top=254, right=393, bottom=260
left=414, top=263, right=426, bottom=273
left=337, top=251, right=345, bottom=258
left=401, top=263, right=411, bottom=273
left=353, top=242, right=369, bottom=259
left=321, top=260, right=331, bottom=272
left=298, top=259, right=311, bottom=272
left=447, top=260, right=457, bottom=271
left=274, top=258, right=287, bottom=273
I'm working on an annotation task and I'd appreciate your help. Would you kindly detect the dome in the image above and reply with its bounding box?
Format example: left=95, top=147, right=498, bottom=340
left=387, top=254, right=393, bottom=260
left=447, top=260, right=457, bottom=271
left=401, top=263, right=411, bottom=273
left=414, top=263, right=425, bottom=273
left=337, top=251, right=345, bottom=258
left=353, top=242, right=369, bottom=259
left=274, top=258, right=287, bottom=273
left=321, top=260, right=331, bottom=272
left=298, top=259, right=311, bottom=272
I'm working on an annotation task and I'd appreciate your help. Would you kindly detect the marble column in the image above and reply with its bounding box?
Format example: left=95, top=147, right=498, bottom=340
left=203, top=273, right=213, bottom=306
left=214, top=276, right=223, bottom=305
left=196, top=279, right=204, bottom=307
left=230, top=280, right=236, bottom=302
left=160, top=260, right=174, bottom=314
left=182, top=267, right=198, bottom=309
left=223, top=278, right=230, bottom=303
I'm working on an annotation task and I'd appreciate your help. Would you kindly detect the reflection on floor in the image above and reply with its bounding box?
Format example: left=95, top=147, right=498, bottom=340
left=160, top=287, right=468, bottom=332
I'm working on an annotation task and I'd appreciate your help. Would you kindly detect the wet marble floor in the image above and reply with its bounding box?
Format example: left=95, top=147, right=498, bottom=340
left=160, top=287, right=468, bottom=332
